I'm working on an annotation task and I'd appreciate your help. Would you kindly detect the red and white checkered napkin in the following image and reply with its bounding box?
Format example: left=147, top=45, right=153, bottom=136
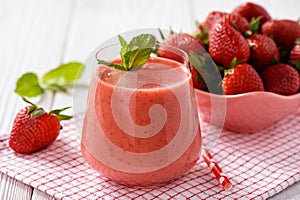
left=1, top=110, right=300, bottom=200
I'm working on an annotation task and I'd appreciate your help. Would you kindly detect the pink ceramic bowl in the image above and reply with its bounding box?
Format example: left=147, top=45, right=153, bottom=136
left=195, top=89, right=300, bottom=133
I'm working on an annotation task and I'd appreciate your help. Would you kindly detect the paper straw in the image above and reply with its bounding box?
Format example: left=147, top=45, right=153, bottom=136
left=202, top=147, right=233, bottom=191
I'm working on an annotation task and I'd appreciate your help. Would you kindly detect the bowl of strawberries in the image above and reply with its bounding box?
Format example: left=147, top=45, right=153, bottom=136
left=158, top=2, right=300, bottom=133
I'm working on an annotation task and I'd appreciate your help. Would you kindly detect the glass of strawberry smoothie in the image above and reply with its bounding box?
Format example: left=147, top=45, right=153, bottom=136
left=81, top=39, right=202, bottom=187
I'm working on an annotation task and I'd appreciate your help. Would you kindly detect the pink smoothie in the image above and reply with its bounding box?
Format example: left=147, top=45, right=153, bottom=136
left=81, top=57, right=201, bottom=187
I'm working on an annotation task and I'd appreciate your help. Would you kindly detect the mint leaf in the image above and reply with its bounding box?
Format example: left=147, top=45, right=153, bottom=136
left=42, top=62, right=84, bottom=86
left=99, top=34, right=156, bottom=71
left=15, top=72, right=44, bottom=97
left=98, top=59, right=126, bottom=71
left=118, top=34, right=156, bottom=70
left=119, top=35, right=128, bottom=57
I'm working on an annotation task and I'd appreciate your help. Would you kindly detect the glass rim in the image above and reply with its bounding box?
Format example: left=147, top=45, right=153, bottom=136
left=94, top=42, right=190, bottom=72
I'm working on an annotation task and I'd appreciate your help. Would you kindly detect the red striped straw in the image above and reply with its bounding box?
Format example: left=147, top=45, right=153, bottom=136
left=202, top=147, right=233, bottom=191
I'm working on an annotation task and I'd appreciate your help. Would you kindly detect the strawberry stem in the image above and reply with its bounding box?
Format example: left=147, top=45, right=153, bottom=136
left=22, top=97, right=36, bottom=107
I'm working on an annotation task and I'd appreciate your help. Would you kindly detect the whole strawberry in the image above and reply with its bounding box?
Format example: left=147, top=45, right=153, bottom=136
left=204, top=11, right=250, bottom=35
left=232, top=2, right=272, bottom=27
left=247, top=34, right=280, bottom=72
left=261, top=64, right=300, bottom=95
left=262, top=19, right=300, bottom=51
left=158, top=33, right=207, bottom=90
left=222, top=63, right=264, bottom=95
left=189, top=66, right=206, bottom=90
left=158, top=33, right=205, bottom=57
left=9, top=98, right=71, bottom=154
left=209, top=22, right=250, bottom=69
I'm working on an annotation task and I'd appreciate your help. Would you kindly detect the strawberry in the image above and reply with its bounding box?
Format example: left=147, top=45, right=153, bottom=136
left=208, top=22, right=250, bottom=69
left=261, top=19, right=300, bottom=51
left=289, top=38, right=300, bottom=64
left=158, top=33, right=207, bottom=90
left=203, top=11, right=225, bottom=32
left=9, top=98, right=71, bottom=154
left=204, top=11, right=250, bottom=35
left=289, top=39, right=300, bottom=78
left=261, top=64, right=300, bottom=95
left=232, top=2, right=272, bottom=27
left=222, top=63, right=264, bottom=95
left=247, top=34, right=280, bottom=72
left=190, top=65, right=207, bottom=90
left=158, top=33, right=205, bottom=57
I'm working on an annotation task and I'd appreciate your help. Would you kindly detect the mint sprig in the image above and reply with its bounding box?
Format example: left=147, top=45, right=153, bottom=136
left=97, top=34, right=157, bottom=71
left=15, top=73, right=44, bottom=97
left=15, top=62, right=84, bottom=97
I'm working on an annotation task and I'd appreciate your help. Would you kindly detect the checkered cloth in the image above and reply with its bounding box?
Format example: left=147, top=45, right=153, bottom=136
left=1, top=109, right=300, bottom=200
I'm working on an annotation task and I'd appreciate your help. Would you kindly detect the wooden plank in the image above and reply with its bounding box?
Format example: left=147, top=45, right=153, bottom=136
left=0, top=0, right=74, bottom=133
left=0, top=0, right=75, bottom=200
left=0, top=174, right=32, bottom=200
left=62, top=0, right=195, bottom=62
left=270, top=181, right=300, bottom=199
left=31, top=189, right=56, bottom=200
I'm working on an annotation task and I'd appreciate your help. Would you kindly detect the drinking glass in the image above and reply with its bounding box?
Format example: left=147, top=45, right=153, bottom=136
left=80, top=32, right=202, bottom=187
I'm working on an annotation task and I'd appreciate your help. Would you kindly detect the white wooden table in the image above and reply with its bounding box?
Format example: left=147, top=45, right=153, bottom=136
left=1, top=0, right=300, bottom=199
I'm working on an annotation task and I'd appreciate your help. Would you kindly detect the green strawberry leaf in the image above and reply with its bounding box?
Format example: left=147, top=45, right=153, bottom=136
left=42, top=62, right=85, bottom=86
left=15, top=73, right=44, bottom=97
left=295, top=38, right=300, bottom=45
left=229, top=57, right=238, bottom=69
left=272, top=56, right=280, bottom=65
left=32, top=107, right=46, bottom=118
left=55, top=114, right=72, bottom=121
left=279, top=49, right=289, bottom=63
left=49, top=106, right=72, bottom=121
left=288, top=61, right=300, bottom=72
left=249, top=16, right=262, bottom=34
left=49, top=106, right=71, bottom=115
left=192, top=21, right=210, bottom=47
left=27, top=105, right=37, bottom=115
